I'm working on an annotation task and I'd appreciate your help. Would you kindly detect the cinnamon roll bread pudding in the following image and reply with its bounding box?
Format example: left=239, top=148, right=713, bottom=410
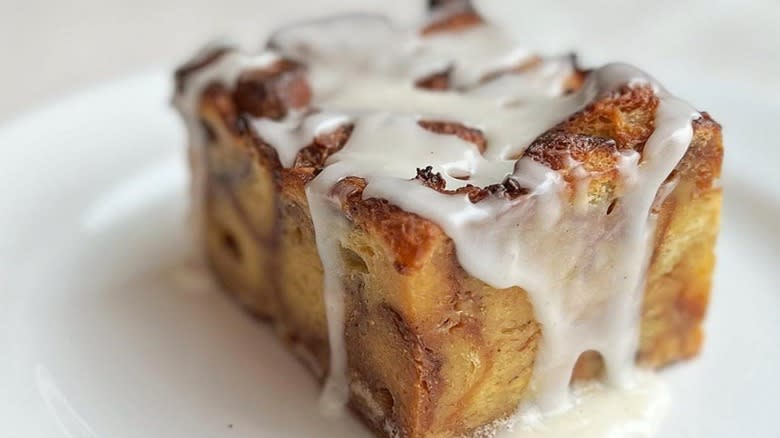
left=173, top=2, right=722, bottom=437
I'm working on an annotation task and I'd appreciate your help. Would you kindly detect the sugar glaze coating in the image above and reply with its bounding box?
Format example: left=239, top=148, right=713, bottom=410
left=174, top=6, right=699, bottom=436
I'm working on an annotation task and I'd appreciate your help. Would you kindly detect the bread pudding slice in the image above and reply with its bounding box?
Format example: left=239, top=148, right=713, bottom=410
left=173, top=8, right=722, bottom=438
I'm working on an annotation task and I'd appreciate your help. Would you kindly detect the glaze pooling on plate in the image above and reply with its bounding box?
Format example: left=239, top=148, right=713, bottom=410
left=174, top=7, right=699, bottom=436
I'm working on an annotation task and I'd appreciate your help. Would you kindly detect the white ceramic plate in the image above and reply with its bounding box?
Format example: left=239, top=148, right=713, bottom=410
left=0, top=72, right=777, bottom=437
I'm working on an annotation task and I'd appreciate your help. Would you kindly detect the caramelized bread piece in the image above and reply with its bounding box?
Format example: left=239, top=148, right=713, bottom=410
left=188, top=68, right=721, bottom=437
left=174, top=6, right=722, bottom=436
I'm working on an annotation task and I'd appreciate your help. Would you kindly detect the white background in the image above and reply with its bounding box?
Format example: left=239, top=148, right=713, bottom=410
left=0, top=0, right=778, bottom=123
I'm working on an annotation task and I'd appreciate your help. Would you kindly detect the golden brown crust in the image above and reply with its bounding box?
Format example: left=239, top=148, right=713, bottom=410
left=174, top=45, right=233, bottom=93
left=413, top=166, right=529, bottom=203
left=234, top=59, right=312, bottom=119
left=678, top=114, right=723, bottom=194
left=331, top=176, right=444, bottom=275
left=421, top=10, right=483, bottom=36
left=418, top=120, right=487, bottom=153
left=558, top=84, right=660, bottom=152
left=477, top=56, right=544, bottom=86
left=293, top=123, right=354, bottom=169
left=415, top=69, right=452, bottom=91
left=525, top=132, right=619, bottom=174
left=563, top=66, right=589, bottom=94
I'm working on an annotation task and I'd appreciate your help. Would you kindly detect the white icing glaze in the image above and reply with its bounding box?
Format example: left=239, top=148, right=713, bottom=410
left=466, top=55, right=575, bottom=103
left=271, top=14, right=534, bottom=91
left=356, top=80, right=695, bottom=413
left=251, top=111, right=352, bottom=168
left=306, top=164, right=353, bottom=415
left=176, top=7, right=700, bottom=437
left=499, top=371, right=670, bottom=438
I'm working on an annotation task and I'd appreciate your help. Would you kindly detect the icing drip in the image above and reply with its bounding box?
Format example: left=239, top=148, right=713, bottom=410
left=175, top=7, right=699, bottom=436
left=307, top=165, right=353, bottom=414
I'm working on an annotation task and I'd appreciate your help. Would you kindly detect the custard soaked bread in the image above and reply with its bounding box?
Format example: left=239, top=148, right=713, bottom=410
left=173, top=8, right=722, bottom=438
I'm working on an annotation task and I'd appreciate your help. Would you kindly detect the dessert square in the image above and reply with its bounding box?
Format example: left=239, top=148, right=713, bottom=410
left=173, top=7, right=722, bottom=438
